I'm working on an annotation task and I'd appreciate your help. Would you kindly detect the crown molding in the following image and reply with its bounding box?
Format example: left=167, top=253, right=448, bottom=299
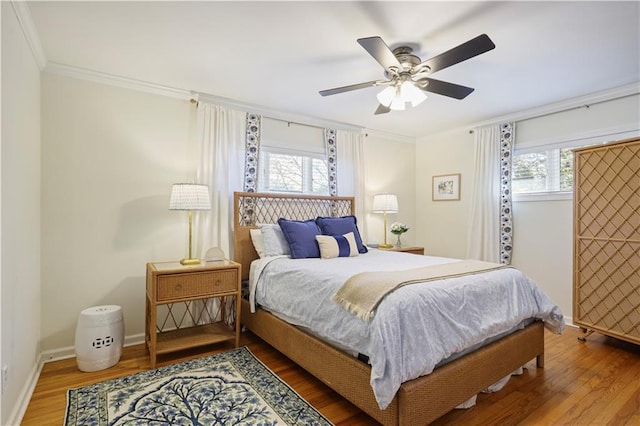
left=11, top=1, right=47, bottom=69
left=44, top=62, right=193, bottom=100
left=39, top=61, right=640, bottom=144
left=43, top=62, right=368, bottom=133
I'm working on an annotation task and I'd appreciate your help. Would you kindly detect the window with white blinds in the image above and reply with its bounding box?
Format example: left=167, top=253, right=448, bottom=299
left=258, top=118, right=329, bottom=195
left=512, top=148, right=574, bottom=194
left=513, top=128, right=639, bottom=197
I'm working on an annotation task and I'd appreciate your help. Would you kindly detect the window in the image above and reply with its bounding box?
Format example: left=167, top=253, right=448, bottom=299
left=512, top=148, right=574, bottom=194
left=259, top=148, right=329, bottom=194
left=512, top=129, right=639, bottom=198
left=258, top=118, right=329, bottom=195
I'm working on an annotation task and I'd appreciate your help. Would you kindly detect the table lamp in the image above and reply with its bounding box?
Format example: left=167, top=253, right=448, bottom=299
left=372, top=193, right=398, bottom=249
left=169, top=183, right=211, bottom=265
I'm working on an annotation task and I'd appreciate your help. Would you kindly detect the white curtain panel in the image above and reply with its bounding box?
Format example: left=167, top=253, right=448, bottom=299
left=466, top=124, right=501, bottom=262
left=336, top=129, right=367, bottom=238
left=195, top=103, right=246, bottom=260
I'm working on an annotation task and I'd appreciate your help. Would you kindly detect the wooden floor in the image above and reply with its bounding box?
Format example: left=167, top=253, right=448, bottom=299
left=22, top=326, right=640, bottom=425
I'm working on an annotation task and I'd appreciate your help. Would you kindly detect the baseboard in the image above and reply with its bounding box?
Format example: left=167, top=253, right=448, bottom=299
left=6, top=359, right=43, bottom=426
left=564, top=316, right=575, bottom=328
left=39, top=333, right=146, bottom=363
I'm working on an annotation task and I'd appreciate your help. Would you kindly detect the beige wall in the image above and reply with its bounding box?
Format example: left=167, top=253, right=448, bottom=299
left=363, top=132, right=417, bottom=247
left=510, top=198, right=573, bottom=321
left=416, top=94, right=640, bottom=321
left=415, top=128, right=475, bottom=259
left=40, top=74, right=196, bottom=351
left=1, top=3, right=42, bottom=423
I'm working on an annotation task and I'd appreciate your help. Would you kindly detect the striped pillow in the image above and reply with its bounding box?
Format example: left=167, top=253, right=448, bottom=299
left=316, top=232, right=359, bottom=259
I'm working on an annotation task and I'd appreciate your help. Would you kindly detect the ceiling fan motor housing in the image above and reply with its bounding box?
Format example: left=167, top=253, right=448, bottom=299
left=385, top=46, right=430, bottom=79
left=393, top=46, right=421, bottom=67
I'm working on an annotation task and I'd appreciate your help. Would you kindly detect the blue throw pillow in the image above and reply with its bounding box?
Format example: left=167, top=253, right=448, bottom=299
left=277, top=218, right=321, bottom=259
left=315, top=215, right=368, bottom=253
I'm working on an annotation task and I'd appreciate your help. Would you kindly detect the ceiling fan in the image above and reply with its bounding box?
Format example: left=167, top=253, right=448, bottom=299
left=319, top=34, right=495, bottom=114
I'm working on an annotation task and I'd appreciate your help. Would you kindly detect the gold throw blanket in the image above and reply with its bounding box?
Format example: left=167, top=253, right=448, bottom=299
left=332, top=259, right=508, bottom=320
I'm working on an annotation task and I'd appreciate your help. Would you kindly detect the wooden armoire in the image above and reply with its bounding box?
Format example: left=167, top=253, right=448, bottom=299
left=573, top=137, right=640, bottom=344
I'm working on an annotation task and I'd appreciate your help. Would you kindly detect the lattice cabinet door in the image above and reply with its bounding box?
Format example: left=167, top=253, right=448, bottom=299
left=573, top=138, right=640, bottom=344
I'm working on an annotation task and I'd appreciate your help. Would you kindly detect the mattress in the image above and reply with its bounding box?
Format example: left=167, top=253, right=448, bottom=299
left=249, top=249, right=564, bottom=409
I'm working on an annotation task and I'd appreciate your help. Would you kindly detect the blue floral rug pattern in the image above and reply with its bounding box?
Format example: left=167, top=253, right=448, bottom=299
left=65, top=346, right=333, bottom=425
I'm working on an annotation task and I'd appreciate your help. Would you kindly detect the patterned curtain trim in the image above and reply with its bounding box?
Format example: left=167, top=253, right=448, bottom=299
left=244, top=113, right=261, bottom=192
left=500, top=122, right=515, bottom=264
left=325, top=128, right=337, bottom=197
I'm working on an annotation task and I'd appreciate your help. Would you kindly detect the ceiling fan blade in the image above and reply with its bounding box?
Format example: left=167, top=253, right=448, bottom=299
left=319, top=80, right=386, bottom=96
left=420, top=34, right=495, bottom=73
left=357, top=36, right=403, bottom=75
left=374, top=104, right=391, bottom=115
left=418, top=78, right=475, bottom=99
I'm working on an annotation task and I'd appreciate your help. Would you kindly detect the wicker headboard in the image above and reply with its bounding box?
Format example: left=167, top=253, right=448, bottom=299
left=233, top=191, right=355, bottom=280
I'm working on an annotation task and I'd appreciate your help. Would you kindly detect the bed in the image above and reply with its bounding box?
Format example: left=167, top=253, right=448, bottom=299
left=233, top=191, right=562, bottom=425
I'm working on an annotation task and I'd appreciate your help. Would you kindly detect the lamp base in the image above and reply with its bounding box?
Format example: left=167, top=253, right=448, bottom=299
left=180, top=258, right=201, bottom=265
left=378, top=244, right=394, bottom=249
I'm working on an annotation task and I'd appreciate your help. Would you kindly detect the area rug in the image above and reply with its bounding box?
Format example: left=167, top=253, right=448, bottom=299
left=65, top=346, right=333, bottom=425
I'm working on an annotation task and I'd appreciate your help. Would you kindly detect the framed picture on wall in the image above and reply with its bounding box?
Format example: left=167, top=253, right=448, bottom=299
left=432, top=173, right=461, bottom=201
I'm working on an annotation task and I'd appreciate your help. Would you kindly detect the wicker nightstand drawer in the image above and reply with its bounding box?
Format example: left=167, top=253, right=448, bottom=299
left=157, top=269, right=237, bottom=301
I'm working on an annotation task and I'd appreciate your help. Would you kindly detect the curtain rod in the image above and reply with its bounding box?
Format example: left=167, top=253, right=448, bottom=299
left=265, top=116, right=329, bottom=131
left=468, top=86, right=639, bottom=134
left=190, top=97, right=332, bottom=131
left=189, top=97, right=354, bottom=132
left=190, top=93, right=363, bottom=133
left=468, top=101, right=594, bottom=134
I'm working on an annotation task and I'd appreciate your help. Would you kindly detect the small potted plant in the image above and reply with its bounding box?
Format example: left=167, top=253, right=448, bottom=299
left=390, top=222, right=409, bottom=248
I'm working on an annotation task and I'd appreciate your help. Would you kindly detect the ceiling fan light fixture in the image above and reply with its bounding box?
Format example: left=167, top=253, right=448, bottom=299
left=400, top=80, right=427, bottom=107
left=377, top=82, right=424, bottom=111
left=376, top=85, right=397, bottom=107
left=389, top=95, right=406, bottom=111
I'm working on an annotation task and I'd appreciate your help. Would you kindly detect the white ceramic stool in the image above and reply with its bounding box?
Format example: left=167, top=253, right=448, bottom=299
left=75, top=305, right=124, bottom=372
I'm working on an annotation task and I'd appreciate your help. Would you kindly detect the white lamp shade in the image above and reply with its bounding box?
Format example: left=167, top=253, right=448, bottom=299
left=169, top=183, right=211, bottom=210
left=389, top=96, right=406, bottom=111
left=376, top=85, right=397, bottom=107
left=372, top=194, right=398, bottom=213
left=400, top=81, right=427, bottom=107
left=378, top=81, right=426, bottom=110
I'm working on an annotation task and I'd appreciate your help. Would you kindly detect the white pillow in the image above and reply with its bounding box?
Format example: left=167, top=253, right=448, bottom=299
left=315, top=232, right=359, bottom=259
left=259, top=223, right=291, bottom=257
left=249, top=228, right=265, bottom=258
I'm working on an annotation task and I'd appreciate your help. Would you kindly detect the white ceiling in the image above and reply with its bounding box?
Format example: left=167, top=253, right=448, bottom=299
left=26, top=1, right=640, bottom=138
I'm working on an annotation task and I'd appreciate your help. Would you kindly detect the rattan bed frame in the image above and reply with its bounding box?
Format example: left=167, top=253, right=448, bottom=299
left=233, top=191, right=544, bottom=425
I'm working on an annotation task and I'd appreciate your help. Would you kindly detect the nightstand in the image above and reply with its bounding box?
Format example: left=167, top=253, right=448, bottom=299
left=383, top=246, right=425, bottom=255
left=145, top=260, right=241, bottom=368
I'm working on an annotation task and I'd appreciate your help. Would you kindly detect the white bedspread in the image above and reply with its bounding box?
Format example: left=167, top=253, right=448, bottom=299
left=249, top=250, right=565, bottom=409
